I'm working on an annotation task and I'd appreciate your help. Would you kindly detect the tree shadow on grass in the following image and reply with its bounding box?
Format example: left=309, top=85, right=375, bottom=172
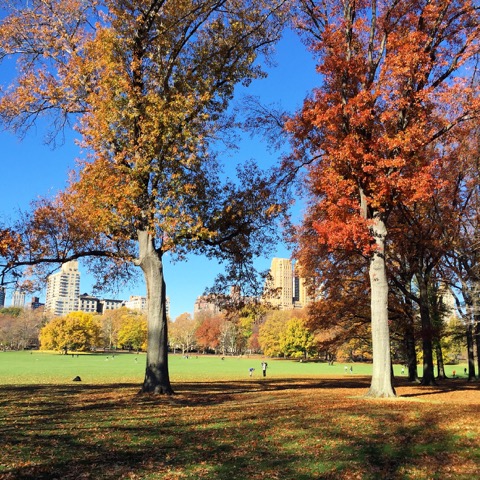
left=394, top=377, right=480, bottom=399
left=1, top=379, right=479, bottom=479
left=335, top=410, right=464, bottom=480
left=1, top=388, right=475, bottom=480
left=1, top=376, right=477, bottom=410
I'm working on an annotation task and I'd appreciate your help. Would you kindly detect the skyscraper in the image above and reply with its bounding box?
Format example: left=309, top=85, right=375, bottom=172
left=11, top=289, right=26, bottom=308
left=45, top=260, right=81, bottom=316
left=293, top=262, right=313, bottom=308
left=264, top=258, right=313, bottom=310
left=0, top=286, right=6, bottom=308
left=266, top=258, right=294, bottom=309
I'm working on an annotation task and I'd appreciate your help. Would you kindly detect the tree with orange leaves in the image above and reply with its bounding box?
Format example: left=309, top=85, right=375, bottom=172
left=195, top=312, right=224, bottom=354
left=0, top=0, right=288, bottom=394
left=288, top=0, right=480, bottom=396
left=0, top=226, right=25, bottom=296
left=0, top=228, right=22, bottom=269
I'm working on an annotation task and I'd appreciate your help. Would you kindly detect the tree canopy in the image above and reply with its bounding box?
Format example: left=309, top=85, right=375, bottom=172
left=288, top=0, right=480, bottom=396
left=40, top=311, right=102, bottom=352
left=0, top=0, right=289, bottom=394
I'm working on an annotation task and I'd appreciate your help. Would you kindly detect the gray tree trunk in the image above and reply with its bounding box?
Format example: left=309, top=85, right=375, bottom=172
left=137, top=230, right=173, bottom=394
left=466, top=323, right=476, bottom=381
left=417, top=277, right=436, bottom=386
left=367, top=215, right=396, bottom=397
left=475, top=319, right=480, bottom=379
left=403, top=288, right=420, bottom=382
left=435, top=341, right=447, bottom=379
left=404, top=320, right=420, bottom=382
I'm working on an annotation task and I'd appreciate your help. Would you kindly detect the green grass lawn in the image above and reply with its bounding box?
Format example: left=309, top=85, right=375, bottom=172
left=0, top=351, right=478, bottom=480
left=0, top=350, right=469, bottom=385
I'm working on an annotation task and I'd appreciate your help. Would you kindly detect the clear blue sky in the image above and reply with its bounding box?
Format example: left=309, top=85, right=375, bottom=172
left=0, top=29, right=318, bottom=319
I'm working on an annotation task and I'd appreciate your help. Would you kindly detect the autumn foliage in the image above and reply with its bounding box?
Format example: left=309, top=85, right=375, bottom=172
left=287, top=0, right=480, bottom=395
left=40, top=312, right=102, bottom=353
left=0, top=0, right=288, bottom=394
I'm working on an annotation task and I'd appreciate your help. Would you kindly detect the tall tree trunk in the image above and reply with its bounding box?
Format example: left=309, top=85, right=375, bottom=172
left=417, top=277, right=436, bottom=386
left=403, top=294, right=420, bottom=382
left=404, top=327, right=419, bottom=382
left=475, top=319, right=480, bottom=379
left=466, top=323, right=476, bottom=381
left=137, top=230, right=173, bottom=395
left=435, top=341, right=447, bottom=379
left=367, top=215, right=396, bottom=397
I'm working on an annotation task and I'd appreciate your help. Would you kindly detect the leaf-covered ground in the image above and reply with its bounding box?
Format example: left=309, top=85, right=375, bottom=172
left=0, top=377, right=478, bottom=480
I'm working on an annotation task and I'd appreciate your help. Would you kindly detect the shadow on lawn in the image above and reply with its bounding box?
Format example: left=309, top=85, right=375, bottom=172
left=1, top=375, right=477, bottom=408
left=397, top=378, right=480, bottom=398
left=0, top=379, right=478, bottom=479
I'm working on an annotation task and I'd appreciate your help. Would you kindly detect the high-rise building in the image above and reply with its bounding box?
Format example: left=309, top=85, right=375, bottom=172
left=0, top=286, right=6, bottom=308
left=28, top=297, right=44, bottom=310
left=264, top=258, right=313, bottom=310
left=11, top=289, right=26, bottom=308
left=266, top=258, right=294, bottom=309
left=293, top=263, right=313, bottom=308
left=45, top=260, right=81, bottom=316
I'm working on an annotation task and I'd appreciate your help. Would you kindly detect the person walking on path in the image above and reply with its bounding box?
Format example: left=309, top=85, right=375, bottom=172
left=261, top=361, right=268, bottom=377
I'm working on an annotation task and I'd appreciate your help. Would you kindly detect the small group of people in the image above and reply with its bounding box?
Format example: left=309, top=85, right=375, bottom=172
left=249, top=361, right=268, bottom=377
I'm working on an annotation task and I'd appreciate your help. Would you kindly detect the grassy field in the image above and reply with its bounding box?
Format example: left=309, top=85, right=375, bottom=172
left=0, top=350, right=470, bottom=384
left=0, top=352, right=478, bottom=479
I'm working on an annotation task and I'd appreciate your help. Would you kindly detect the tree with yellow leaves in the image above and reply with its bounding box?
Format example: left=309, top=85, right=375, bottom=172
left=117, top=312, right=147, bottom=351
left=279, top=315, right=316, bottom=360
left=40, top=312, right=102, bottom=353
left=0, top=0, right=288, bottom=393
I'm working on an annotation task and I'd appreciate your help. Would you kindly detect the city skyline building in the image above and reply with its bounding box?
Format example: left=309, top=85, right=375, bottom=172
left=28, top=296, right=44, bottom=310
left=7, top=257, right=310, bottom=317
left=0, top=286, right=5, bottom=308
left=122, top=295, right=170, bottom=317
left=124, top=295, right=147, bottom=311
left=99, top=298, right=125, bottom=313
left=11, top=289, right=26, bottom=308
left=293, top=262, right=313, bottom=308
left=79, top=293, right=100, bottom=314
left=265, top=258, right=312, bottom=310
left=266, top=257, right=294, bottom=309
left=45, top=260, right=81, bottom=316
left=194, top=295, right=223, bottom=318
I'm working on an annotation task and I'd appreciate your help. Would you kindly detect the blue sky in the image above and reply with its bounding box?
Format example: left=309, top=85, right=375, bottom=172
left=0, top=29, right=319, bottom=319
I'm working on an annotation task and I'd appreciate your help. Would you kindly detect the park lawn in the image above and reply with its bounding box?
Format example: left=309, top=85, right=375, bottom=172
left=0, top=352, right=478, bottom=479
left=0, top=351, right=372, bottom=385
left=0, top=350, right=469, bottom=384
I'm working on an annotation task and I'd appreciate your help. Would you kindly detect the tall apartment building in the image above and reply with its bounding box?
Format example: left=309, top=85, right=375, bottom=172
left=11, top=289, right=26, bottom=308
left=264, top=258, right=312, bottom=310
left=293, top=263, right=313, bottom=308
left=266, top=258, right=294, bottom=309
left=45, top=260, right=81, bottom=316
left=0, top=286, right=6, bottom=308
